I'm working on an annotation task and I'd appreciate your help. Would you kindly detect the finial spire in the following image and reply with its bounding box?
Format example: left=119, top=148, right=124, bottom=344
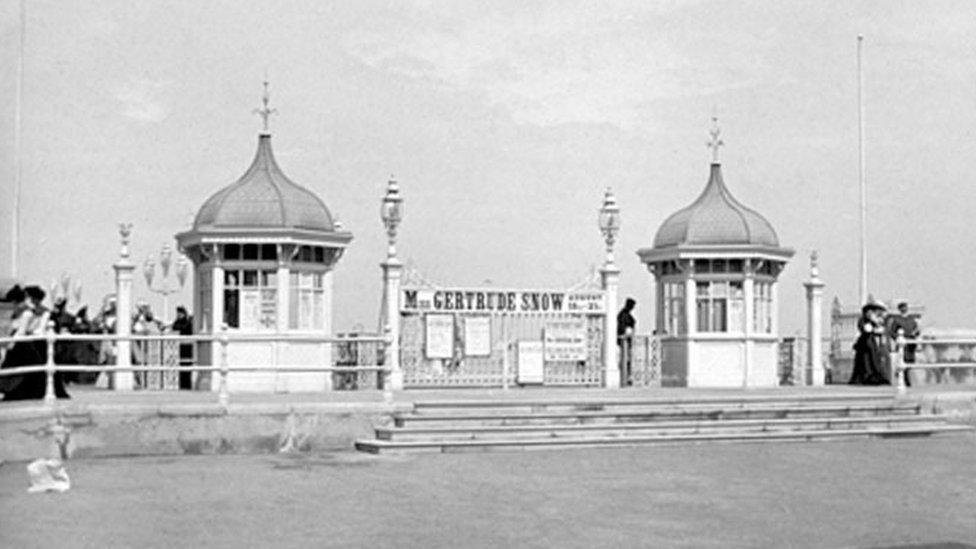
left=706, top=115, right=724, bottom=163
left=253, top=80, right=277, bottom=134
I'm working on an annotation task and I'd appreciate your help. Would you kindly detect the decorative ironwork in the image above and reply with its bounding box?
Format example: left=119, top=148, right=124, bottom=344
left=628, top=335, right=661, bottom=387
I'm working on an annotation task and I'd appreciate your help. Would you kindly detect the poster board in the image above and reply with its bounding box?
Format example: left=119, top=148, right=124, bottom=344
left=543, top=319, right=587, bottom=361
left=425, top=314, right=454, bottom=359
left=517, top=341, right=544, bottom=384
left=463, top=316, right=491, bottom=357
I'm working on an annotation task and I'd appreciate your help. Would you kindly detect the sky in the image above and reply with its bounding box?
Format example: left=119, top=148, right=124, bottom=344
left=1, top=0, right=975, bottom=334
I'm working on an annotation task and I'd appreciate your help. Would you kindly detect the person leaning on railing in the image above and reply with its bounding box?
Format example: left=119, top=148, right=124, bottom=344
left=617, top=298, right=637, bottom=387
left=886, top=300, right=919, bottom=387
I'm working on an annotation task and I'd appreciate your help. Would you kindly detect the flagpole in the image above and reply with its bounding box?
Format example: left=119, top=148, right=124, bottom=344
left=11, top=0, right=25, bottom=281
left=857, top=34, right=867, bottom=306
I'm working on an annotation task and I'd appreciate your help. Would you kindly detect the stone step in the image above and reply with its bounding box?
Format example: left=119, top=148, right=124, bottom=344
left=376, top=414, right=951, bottom=442
left=355, top=424, right=975, bottom=454
left=411, top=393, right=897, bottom=412
left=393, top=403, right=922, bottom=427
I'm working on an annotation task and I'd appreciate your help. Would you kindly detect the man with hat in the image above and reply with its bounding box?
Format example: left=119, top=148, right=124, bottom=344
left=886, top=299, right=920, bottom=387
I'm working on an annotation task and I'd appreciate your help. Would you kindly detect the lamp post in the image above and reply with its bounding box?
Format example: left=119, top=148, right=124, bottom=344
left=598, top=187, right=621, bottom=267
left=598, top=187, right=622, bottom=388
left=381, top=176, right=403, bottom=260
left=380, top=176, right=404, bottom=390
left=143, top=243, right=189, bottom=325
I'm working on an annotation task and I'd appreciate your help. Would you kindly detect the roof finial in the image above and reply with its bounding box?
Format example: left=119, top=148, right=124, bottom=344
left=706, top=114, right=724, bottom=164
left=253, top=80, right=277, bottom=134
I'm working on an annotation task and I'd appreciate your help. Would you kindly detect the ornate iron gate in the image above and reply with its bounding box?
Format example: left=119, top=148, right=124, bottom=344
left=627, top=335, right=661, bottom=387
left=399, top=284, right=606, bottom=388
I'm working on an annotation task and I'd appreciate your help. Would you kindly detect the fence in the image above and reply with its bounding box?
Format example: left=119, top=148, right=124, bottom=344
left=0, top=329, right=391, bottom=408
left=893, top=335, right=976, bottom=392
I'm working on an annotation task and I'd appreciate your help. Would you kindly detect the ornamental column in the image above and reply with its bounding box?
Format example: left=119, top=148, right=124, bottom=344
left=804, top=251, right=826, bottom=385
left=113, top=224, right=135, bottom=391
left=598, top=188, right=621, bottom=389
left=380, top=177, right=404, bottom=390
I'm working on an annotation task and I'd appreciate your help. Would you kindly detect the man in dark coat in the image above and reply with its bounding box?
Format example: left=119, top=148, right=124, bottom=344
left=170, top=306, right=194, bottom=390
left=886, top=300, right=920, bottom=386
left=616, top=298, right=636, bottom=386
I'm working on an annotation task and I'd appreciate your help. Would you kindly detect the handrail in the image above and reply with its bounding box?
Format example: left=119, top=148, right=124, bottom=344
left=0, top=329, right=393, bottom=407
left=891, top=334, right=976, bottom=395
left=0, top=333, right=388, bottom=344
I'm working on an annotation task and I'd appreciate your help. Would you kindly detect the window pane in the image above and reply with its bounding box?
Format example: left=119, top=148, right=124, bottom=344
left=694, top=259, right=710, bottom=274
left=243, top=270, right=258, bottom=287
left=243, top=244, right=259, bottom=260
left=261, top=244, right=278, bottom=261
left=313, top=291, right=323, bottom=329
left=313, top=273, right=323, bottom=288
left=697, top=299, right=710, bottom=332
left=224, top=270, right=238, bottom=287
left=289, top=286, right=299, bottom=329
left=262, top=270, right=277, bottom=287
left=712, top=299, right=728, bottom=331
left=223, top=244, right=240, bottom=261
left=696, top=282, right=709, bottom=297
left=223, top=289, right=239, bottom=328
left=314, top=247, right=324, bottom=263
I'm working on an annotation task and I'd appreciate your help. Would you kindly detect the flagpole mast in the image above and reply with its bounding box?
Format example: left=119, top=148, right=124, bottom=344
left=11, top=0, right=25, bottom=281
left=857, top=34, right=867, bottom=306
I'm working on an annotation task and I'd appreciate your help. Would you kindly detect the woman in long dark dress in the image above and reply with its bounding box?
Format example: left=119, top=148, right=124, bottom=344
left=849, top=302, right=890, bottom=385
left=0, top=286, right=70, bottom=400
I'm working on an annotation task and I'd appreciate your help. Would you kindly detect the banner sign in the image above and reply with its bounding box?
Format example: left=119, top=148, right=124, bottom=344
left=543, top=319, right=587, bottom=361
left=401, top=288, right=605, bottom=314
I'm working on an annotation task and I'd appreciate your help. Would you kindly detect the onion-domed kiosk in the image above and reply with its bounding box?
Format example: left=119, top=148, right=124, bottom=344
left=176, top=85, right=352, bottom=392
left=637, top=121, right=793, bottom=387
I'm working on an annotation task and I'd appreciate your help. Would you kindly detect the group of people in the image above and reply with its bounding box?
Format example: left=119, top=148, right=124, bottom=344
left=849, top=299, right=919, bottom=386
left=0, top=285, right=71, bottom=400
left=1, top=284, right=195, bottom=400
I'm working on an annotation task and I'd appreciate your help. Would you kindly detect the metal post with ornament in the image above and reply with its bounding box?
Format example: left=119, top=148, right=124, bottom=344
left=380, top=176, right=404, bottom=390
left=599, top=187, right=621, bottom=389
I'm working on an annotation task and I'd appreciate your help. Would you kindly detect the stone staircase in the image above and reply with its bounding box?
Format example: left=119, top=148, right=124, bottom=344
left=354, top=393, right=973, bottom=454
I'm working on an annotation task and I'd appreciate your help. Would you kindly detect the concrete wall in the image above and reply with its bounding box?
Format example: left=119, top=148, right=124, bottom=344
left=0, top=401, right=405, bottom=462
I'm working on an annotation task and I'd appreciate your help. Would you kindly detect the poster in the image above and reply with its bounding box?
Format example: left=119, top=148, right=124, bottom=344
left=240, top=290, right=260, bottom=331
left=517, top=341, right=544, bottom=384
left=543, top=319, right=587, bottom=361
left=425, top=314, right=454, bottom=359
left=463, top=316, right=491, bottom=357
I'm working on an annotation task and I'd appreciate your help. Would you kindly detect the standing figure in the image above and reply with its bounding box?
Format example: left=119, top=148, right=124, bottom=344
left=616, top=298, right=637, bottom=386
left=170, top=306, right=194, bottom=390
left=0, top=286, right=69, bottom=400
left=849, top=301, right=889, bottom=385
left=886, top=300, right=920, bottom=387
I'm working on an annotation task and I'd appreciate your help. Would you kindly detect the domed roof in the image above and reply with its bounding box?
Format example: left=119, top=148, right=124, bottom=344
left=653, top=163, right=779, bottom=248
left=193, top=134, right=336, bottom=232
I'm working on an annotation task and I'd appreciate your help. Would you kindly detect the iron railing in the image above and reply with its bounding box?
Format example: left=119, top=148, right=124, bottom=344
left=0, top=329, right=392, bottom=408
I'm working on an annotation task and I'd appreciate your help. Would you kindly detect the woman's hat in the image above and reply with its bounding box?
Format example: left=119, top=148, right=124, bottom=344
left=861, top=300, right=887, bottom=314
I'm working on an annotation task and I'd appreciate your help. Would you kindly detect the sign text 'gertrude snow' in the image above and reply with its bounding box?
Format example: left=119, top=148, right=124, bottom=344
left=401, top=288, right=605, bottom=314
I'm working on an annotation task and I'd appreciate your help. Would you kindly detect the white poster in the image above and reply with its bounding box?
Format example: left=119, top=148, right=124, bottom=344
left=425, top=314, right=454, bottom=359
left=463, top=316, right=491, bottom=357
left=517, top=341, right=544, bottom=384
left=543, top=319, right=587, bottom=361
left=240, top=290, right=260, bottom=331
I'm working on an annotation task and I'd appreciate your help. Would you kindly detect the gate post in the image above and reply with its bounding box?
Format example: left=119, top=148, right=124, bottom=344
left=382, top=260, right=403, bottom=390
left=804, top=251, right=826, bottom=386
left=598, top=188, right=622, bottom=389
left=114, top=223, right=135, bottom=391
left=381, top=176, right=404, bottom=390
left=601, top=266, right=621, bottom=388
